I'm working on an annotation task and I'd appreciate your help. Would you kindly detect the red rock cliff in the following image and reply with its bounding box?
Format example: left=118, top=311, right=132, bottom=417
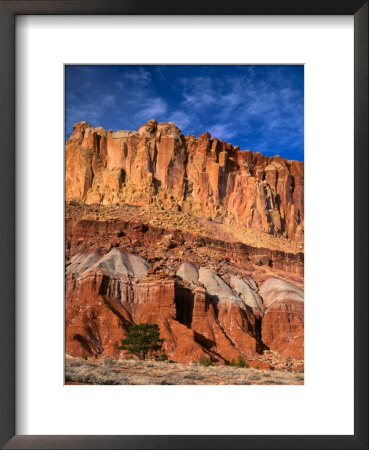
left=65, top=247, right=304, bottom=364
left=65, top=218, right=304, bottom=365
left=66, top=120, right=304, bottom=242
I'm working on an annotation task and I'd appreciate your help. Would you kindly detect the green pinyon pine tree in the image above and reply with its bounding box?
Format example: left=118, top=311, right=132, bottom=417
left=118, top=323, right=164, bottom=360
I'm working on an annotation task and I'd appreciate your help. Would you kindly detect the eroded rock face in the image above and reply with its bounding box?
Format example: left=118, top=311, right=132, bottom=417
left=198, top=267, right=240, bottom=305
left=66, top=248, right=304, bottom=364
left=260, top=277, right=304, bottom=359
left=229, top=275, right=265, bottom=313
left=65, top=120, right=304, bottom=368
left=176, top=262, right=199, bottom=285
left=89, top=248, right=149, bottom=279
left=66, top=120, right=304, bottom=242
left=65, top=218, right=304, bottom=277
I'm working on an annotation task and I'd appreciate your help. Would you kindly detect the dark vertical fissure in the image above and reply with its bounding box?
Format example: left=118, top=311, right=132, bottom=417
left=174, top=285, right=194, bottom=328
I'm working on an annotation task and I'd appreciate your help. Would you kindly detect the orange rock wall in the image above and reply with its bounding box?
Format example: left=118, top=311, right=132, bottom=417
left=66, top=272, right=264, bottom=363
left=66, top=120, right=304, bottom=242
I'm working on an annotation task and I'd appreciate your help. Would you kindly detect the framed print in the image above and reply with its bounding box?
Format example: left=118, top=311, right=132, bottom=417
left=0, top=1, right=367, bottom=449
left=64, top=63, right=305, bottom=385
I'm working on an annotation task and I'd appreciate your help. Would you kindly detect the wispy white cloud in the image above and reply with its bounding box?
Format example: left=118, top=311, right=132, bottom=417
left=123, top=67, right=152, bottom=85
left=180, top=77, right=217, bottom=110
left=101, top=94, right=115, bottom=108
left=207, top=123, right=238, bottom=140
left=177, top=68, right=303, bottom=158
left=66, top=102, right=103, bottom=130
left=134, top=97, right=168, bottom=122
left=66, top=65, right=303, bottom=160
left=170, top=111, right=192, bottom=130
left=154, top=66, right=167, bottom=82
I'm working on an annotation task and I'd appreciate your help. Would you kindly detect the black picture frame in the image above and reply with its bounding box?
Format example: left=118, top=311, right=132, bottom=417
left=0, top=1, right=367, bottom=449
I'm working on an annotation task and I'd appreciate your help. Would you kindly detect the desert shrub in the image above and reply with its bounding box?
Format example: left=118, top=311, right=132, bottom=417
left=160, top=379, right=175, bottom=385
left=102, top=356, right=115, bottom=366
left=118, top=323, right=164, bottom=360
left=250, top=375, right=262, bottom=381
left=157, top=350, right=168, bottom=362
left=237, top=356, right=250, bottom=368
left=81, top=354, right=88, bottom=360
left=184, top=373, right=204, bottom=380
left=199, top=356, right=213, bottom=367
left=229, top=358, right=237, bottom=366
left=70, top=361, right=82, bottom=368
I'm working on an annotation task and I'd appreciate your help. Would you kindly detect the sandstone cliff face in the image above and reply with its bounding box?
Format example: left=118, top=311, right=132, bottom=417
left=65, top=120, right=304, bottom=370
left=260, top=278, right=304, bottom=359
left=65, top=239, right=304, bottom=365
left=66, top=120, right=304, bottom=242
left=66, top=249, right=260, bottom=361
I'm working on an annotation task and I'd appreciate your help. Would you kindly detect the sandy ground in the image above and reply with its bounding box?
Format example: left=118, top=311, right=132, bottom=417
left=65, top=356, right=304, bottom=386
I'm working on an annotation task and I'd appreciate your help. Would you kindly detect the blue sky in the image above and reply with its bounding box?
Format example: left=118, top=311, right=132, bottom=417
left=65, top=65, right=304, bottom=161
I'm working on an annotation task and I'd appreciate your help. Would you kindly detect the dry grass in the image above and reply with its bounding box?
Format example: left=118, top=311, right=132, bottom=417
left=65, top=356, right=304, bottom=386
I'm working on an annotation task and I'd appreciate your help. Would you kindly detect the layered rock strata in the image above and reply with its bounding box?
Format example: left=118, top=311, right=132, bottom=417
left=65, top=120, right=304, bottom=368
left=66, top=239, right=304, bottom=364
left=65, top=219, right=304, bottom=277
left=66, top=120, right=304, bottom=242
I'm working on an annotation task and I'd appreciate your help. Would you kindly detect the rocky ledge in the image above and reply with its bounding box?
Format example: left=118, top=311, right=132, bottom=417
left=66, top=120, right=304, bottom=242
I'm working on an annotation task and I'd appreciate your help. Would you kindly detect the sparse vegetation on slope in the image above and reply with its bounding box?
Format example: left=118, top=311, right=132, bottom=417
left=65, top=356, right=304, bottom=385
left=118, top=323, right=164, bottom=360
